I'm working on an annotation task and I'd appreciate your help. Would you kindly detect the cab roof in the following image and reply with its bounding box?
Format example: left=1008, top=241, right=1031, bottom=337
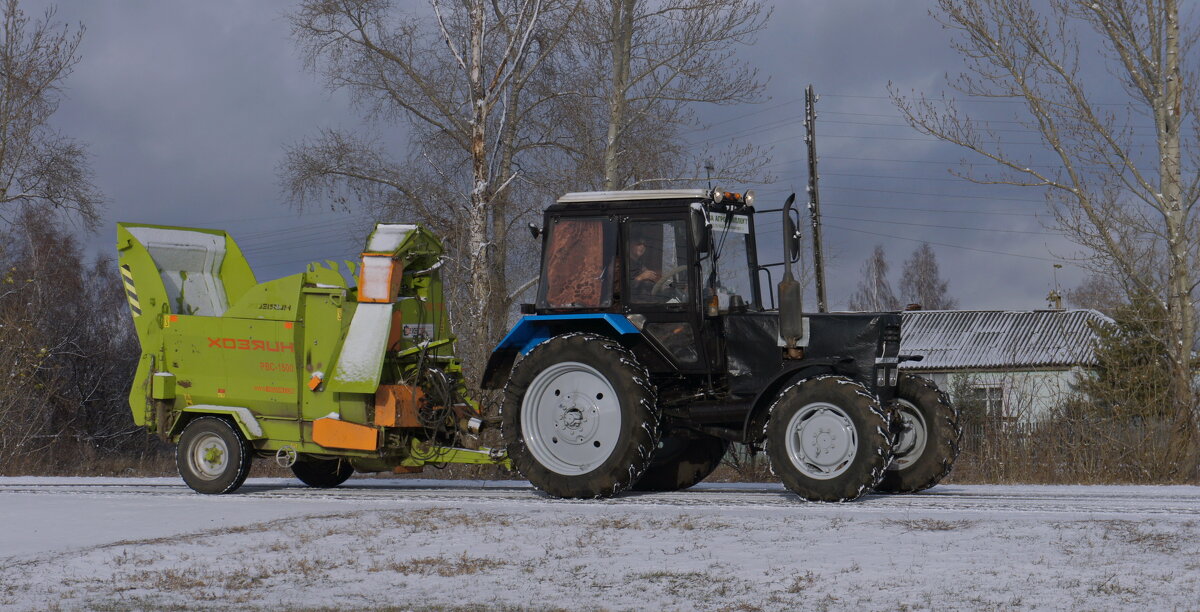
left=556, top=189, right=710, bottom=204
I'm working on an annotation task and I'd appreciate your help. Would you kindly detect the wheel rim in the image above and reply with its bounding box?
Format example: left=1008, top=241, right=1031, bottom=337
left=784, top=402, right=858, bottom=480
left=889, top=399, right=928, bottom=471
left=189, top=432, right=230, bottom=480
left=521, top=361, right=621, bottom=476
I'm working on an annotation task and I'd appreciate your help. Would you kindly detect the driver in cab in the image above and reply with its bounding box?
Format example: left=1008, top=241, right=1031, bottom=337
left=628, top=231, right=678, bottom=303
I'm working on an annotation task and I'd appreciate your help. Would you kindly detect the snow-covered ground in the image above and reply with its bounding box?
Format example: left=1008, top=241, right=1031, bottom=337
left=3, top=477, right=1199, bottom=611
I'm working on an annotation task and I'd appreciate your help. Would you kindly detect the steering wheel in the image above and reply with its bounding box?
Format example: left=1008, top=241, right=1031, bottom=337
left=652, top=265, right=690, bottom=297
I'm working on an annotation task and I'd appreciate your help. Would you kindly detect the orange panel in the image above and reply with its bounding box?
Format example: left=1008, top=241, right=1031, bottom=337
left=357, top=255, right=405, bottom=303
left=312, top=417, right=378, bottom=451
left=374, top=385, right=425, bottom=428
left=393, top=465, right=424, bottom=474
left=386, top=309, right=404, bottom=351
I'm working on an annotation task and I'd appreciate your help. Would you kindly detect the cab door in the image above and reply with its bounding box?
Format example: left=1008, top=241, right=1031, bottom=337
left=621, top=217, right=707, bottom=372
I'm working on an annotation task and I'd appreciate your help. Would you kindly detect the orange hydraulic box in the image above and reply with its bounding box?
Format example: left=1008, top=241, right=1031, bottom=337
left=312, top=417, right=378, bottom=451
left=375, top=385, right=426, bottom=428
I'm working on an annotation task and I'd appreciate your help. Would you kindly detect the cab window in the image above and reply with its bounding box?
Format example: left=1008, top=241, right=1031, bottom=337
left=537, top=218, right=616, bottom=309
left=625, top=220, right=689, bottom=304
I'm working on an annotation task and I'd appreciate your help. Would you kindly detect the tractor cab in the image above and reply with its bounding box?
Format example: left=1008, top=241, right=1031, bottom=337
left=532, top=189, right=762, bottom=376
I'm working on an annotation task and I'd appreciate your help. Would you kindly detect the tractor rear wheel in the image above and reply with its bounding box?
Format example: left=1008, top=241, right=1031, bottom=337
left=177, top=416, right=253, bottom=494
left=632, top=432, right=729, bottom=492
left=291, top=456, right=354, bottom=488
left=501, top=333, right=659, bottom=498
left=875, top=374, right=960, bottom=494
left=766, top=375, right=891, bottom=502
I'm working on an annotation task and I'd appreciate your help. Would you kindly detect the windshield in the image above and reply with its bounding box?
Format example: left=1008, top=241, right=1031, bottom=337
left=701, top=211, right=756, bottom=311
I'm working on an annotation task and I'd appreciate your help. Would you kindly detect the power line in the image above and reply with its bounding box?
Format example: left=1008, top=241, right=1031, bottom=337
left=697, top=98, right=803, bottom=131
left=823, top=223, right=1060, bottom=262
left=819, top=214, right=1055, bottom=236
left=820, top=183, right=1045, bottom=203
left=823, top=202, right=1035, bottom=216
left=822, top=92, right=1131, bottom=107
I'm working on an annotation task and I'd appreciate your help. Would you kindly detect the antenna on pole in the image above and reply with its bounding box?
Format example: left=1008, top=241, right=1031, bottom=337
left=805, top=84, right=828, bottom=313
left=1046, top=263, right=1064, bottom=310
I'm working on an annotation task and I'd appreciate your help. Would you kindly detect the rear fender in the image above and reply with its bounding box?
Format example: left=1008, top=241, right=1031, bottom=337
left=168, top=406, right=266, bottom=442
left=740, top=359, right=849, bottom=444
left=481, top=314, right=640, bottom=389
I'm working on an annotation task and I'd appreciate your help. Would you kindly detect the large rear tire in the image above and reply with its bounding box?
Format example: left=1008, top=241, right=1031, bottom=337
left=177, top=416, right=253, bottom=495
left=291, top=456, right=354, bottom=488
left=766, top=375, right=891, bottom=502
left=501, top=333, right=659, bottom=498
left=631, top=431, right=729, bottom=492
left=875, top=374, right=960, bottom=493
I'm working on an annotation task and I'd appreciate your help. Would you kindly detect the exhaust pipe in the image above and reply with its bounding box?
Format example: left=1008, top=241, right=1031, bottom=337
left=778, top=193, right=804, bottom=358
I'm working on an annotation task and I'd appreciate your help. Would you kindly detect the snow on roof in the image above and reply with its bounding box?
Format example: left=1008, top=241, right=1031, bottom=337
left=899, top=309, right=1114, bottom=371
left=557, top=189, right=709, bottom=203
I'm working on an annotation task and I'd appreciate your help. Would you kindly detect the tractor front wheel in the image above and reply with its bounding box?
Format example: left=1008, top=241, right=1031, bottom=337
left=501, top=333, right=659, bottom=498
left=177, top=416, right=253, bottom=494
left=631, top=432, right=729, bottom=492
left=291, top=456, right=354, bottom=488
left=875, top=374, right=960, bottom=494
left=766, top=375, right=891, bottom=502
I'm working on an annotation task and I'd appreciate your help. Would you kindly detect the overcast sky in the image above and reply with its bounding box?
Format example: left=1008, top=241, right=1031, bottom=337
left=31, top=0, right=1103, bottom=310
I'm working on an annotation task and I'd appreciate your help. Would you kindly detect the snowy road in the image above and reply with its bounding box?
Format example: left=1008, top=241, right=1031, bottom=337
left=5, top=476, right=1200, bottom=514
left=4, top=477, right=1200, bottom=610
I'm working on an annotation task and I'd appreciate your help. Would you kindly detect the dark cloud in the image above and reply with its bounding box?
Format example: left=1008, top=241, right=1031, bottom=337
left=33, top=0, right=1085, bottom=306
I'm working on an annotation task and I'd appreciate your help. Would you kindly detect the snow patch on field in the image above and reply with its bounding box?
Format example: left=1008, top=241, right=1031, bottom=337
left=2, top=479, right=1200, bottom=610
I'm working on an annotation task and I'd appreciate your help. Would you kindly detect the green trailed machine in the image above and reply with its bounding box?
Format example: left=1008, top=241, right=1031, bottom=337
left=117, top=222, right=506, bottom=493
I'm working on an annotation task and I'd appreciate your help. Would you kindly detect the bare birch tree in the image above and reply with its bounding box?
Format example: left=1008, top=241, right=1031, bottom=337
left=892, top=0, right=1199, bottom=451
left=899, top=242, right=958, bottom=309
left=0, top=0, right=101, bottom=227
left=847, top=244, right=900, bottom=311
left=566, top=0, right=772, bottom=190
left=285, top=0, right=574, bottom=374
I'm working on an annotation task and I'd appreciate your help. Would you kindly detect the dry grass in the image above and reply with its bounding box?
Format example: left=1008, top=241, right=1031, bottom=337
left=0, top=451, right=175, bottom=477
left=947, top=417, right=1200, bottom=485
left=887, top=519, right=976, bottom=532
left=786, top=571, right=818, bottom=593
left=384, top=553, right=510, bottom=576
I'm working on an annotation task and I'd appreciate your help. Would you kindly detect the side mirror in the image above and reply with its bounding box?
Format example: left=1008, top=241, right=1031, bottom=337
left=690, top=206, right=710, bottom=253
left=528, top=223, right=542, bottom=239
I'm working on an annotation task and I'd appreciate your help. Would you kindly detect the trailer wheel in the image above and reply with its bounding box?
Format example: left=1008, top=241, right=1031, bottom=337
left=291, top=456, right=354, bottom=488
left=502, top=333, right=659, bottom=498
left=876, top=374, right=960, bottom=494
left=177, top=416, right=252, bottom=494
left=631, top=432, right=728, bottom=492
left=766, top=375, right=891, bottom=502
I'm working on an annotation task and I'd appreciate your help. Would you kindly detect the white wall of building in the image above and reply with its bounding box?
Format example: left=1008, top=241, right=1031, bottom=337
left=915, top=367, right=1088, bottom=422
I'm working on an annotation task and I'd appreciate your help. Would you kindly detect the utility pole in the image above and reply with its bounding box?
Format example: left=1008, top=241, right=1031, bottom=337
left=805, top=84, right=828, bottom=313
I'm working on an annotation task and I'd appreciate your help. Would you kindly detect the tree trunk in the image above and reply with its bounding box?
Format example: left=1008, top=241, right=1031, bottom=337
left=1157, top=0, right=1197, bottom=470
left=465, top=0, right=496, bottom=375
left=603, top=0, right=635, bottom=191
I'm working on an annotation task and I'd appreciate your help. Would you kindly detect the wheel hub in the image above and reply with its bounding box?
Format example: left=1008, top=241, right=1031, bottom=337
left=785, top=403, right=858, bottom=480
left=190, top=432, right=230, bottom=481
left=555, top=393, right=600, bottom=444
left=889, top=399, right=928, bottom=471
left=521, top=361, right=621, bottom=476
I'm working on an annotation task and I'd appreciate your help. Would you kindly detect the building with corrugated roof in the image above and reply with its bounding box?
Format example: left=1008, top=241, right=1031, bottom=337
left=898, top=309, right=1113, bottom=421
